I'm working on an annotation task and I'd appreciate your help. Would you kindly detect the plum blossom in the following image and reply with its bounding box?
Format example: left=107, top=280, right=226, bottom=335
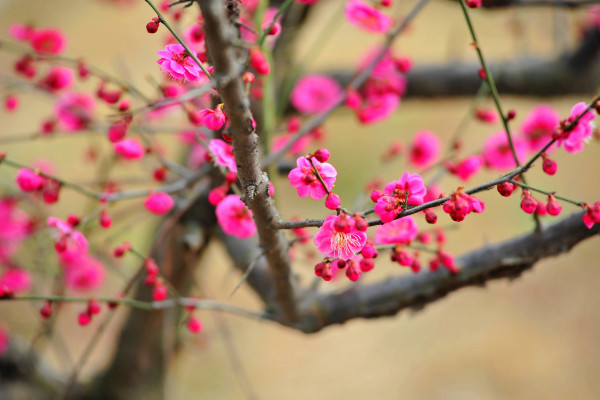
left=558, top=102, right=596, bottom=154
left=114, top=138, right=145, bottom=160
left=357, top=93, right=399, bottom=124
left=374, top=215, right=418, bottom=245
left=288, top=156, right=337, bottom=200
left=0, top=199, right=30, bottom=263
left=62, top=253, right=105, bottom=292
left=0, top=268, right=32, bottom=294
left=583, top=201, right=600, bottom=229
left=290, top=75, right=343, bottom=115
left=157, top=44, right=204, bottom=82
left=345, top=0, right=393, bottom=33
left=209, top=139, right=237, bottom=172
left=374, top=172, right=426, bottom=223
left=38, top=66, right=74, bottom=92
left=215, top=195, right=256, bottom=239
left=520, top=105, right=560, bottom=153
left=271, top=132, right=311, bottom=156
left=197, top=105, right=228, bottom=130
left=313, top=215, right=367, bottom=260
left=54, top=92, right=95, bottom=132
left=482, top=131, right=528, bottom=171
left=408, top=130, right=441, bottom=169
left=445, top=155, right=484, bottom=182
left=144, top=192, right=175, bottom=215
left=31, top=28, right=67, bottom=55
left=443, top=191, right=485, bottom=222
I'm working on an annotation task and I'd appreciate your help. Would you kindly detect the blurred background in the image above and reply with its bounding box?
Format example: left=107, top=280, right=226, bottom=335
left=1, top=0, right=600, bottom=399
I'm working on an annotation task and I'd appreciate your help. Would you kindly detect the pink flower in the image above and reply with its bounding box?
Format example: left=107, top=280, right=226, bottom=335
left=215, top=195, right=256, bottom=239
left=558, top=102, right=595, bottom=154
left=157, top=44, right=204, bottom=82
left=30, top=28, right=66, bottom=55
left=209, top=139, right=237, bottom=172
left=345, top=0, right=393, bottom=33
left=271, top=132, right=311, bottom=156
left=482, top=131, right=528, bottom=171
left=188, top=144, right=208, bottom=169
left=38, top=66, right=74, bottom=92
left=114, top=138, right=145, bottom=160
left=197, top=105, right=228, bottom=130
left=0, top=199, right=30, bottom=262
left=443, top=191, right=485, bottom=222
left=47, top=216, right=89, bottom=258
left=357, top=93, right=399, bottom=124
left=8, top=23, right=35, bottom=41
left=288, top=156, right=337, bottom=200
left=374, top=172, right=426, bottom=223
left=374, top=215, right=418, bottom=245
left=144, top=192, right=175, bottom=215
left=474, top=108, right=498, bottom=124
left=408, top=130, right=441, bottom=169
left=16, top=169, right=44, bottom=192
left=0, top=268, right=32, bottom=294
left=290, top=75, right=343, bottom=115
left=583, top=201, right=600, bottom=229
left=54, top=92, right=95, bottom=132
left=62, top=253, right=105, bottom=292
left=446, top=155, right=484, bottom=182
left=313, top=215, right=367, bottom=260
left=520, top=105, right=560, bottom=153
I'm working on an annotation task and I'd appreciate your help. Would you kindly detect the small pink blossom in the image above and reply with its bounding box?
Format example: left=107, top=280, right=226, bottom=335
left=209, top=139, right=237, bottom=172
left=62, top=253, right=105, bottom=292
left=290, top=75, right=343, bottom=115
left=374, top=215, right=418, bottom=245
left=374, top=172, right=426, bottom=223
left=38, top=66, right=74, bottom=92
left=446, top=155, right=484, bottom=182
left=30, top=28, right=67, bottom=55
left=520, top=105, right=560, bottom=153
left=54, top=92, right=95, bottom=132
left=0, top=199, right=30, bottom=262
left=558, top=102, right=596, bottom=154
left=188, top=144, right=208, bottom=169
left=583, top=201, right=600, bottom=229
left=47, top=216, right=89, bottom=258
left=114, top=138, right=145, bottom=160
left=313, top=215, right=367, bottom=260
left=215, top=195, right=256, bottom=239
left=157, top=44, right=204, bottom=82
left=357, top=93, right=399, bottom=124
left=408, top=130, right=441, bottom=169
left=5, top=95, right=18, bottom=111
left=0, top=268, right=32, bottom=294
left=144, top=192, right=175, bottom=215
left=197, top=106, right=228, bottom=130
left=345, top=0, right=393, bottom=33
left=16, top=169, right=44, bottom=192
left=482, top=131, right=528, bottom=171
left=474, top=108, right=498, bottom=123
left=271, top=132, right=311, bottom=156
left=288, top=156, right=337, bottom=200
left=8, top=23, right=35, bottom=41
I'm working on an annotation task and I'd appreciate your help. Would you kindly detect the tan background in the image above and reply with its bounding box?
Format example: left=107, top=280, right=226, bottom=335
left=1, top=0, right=600, bottom=399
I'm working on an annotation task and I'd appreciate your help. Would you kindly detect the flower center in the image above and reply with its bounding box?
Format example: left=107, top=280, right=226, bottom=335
left=330, top=231, right=361, bottom=257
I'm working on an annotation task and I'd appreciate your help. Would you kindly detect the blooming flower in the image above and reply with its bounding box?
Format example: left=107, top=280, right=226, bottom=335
left=54, top=92, right=95, bottom=132
left=583, top=201, right=600, bottom=229
left=209, top=139, right=237, bottom=172
left=0, top=199, right=30, bottom=263
left=38, top=66, right=74, bottom=92
left=482, top=131, right=528, bottom=171
left=157, top=44, right=204, bottom=82
left=520, top=105, right=560, bottom=153
left=62, top=253, right=105, bottom=292
left=16, top=169, right=44, bottom=192
left=290, top=74, right=343, bottom=115
left=558, top=102, right=595, bottom=154
left=374, top=215, right=418, bottom=245
left=197, top=105, right=228, bottom=130
left=345, top=0, right=393, bottom=33
left=0, top=268, right=32, bottom=294
left=313, top=215, right=367, bottom=260
left=216, top=195, right=256, bottom=239
left=30, top=28, right=66, bottom=55
left=144, top=192, right=175, bottom=215
left=288, top=156, right=337, bottom=200
left=374, top=172, right=426, bottom=223
left=114, top=138, right=145, bottom=160
left=356, top=93, right=399, bottom=124
left=443, top=191, right=485, bottom=222
left=445, top=155, right=484, bottom=182
left=408, top=130, right=441, bottom=169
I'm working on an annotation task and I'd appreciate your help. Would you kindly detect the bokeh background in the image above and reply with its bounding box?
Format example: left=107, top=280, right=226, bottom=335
left=1, top=0, right=600, bottom=399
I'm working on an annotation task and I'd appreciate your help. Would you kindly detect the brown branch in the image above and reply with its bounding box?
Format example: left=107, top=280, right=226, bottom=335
left=297, top=211, right=600, bottom=333
left=198, top=0, right=298, bottom=322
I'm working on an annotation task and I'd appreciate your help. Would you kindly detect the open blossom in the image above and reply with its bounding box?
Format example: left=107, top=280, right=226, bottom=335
left=0, top=199, right=30, bottom=262
left=188, top=143, right=208, bottom=169
left=38, top=66, right=74, bottom=92
left=144, top=192, right=175, bottom=215
left=374, top=172, right=426, bottom=223
left=197, top=105, right=228, bottom=130
left=157, top=44, right=204, bottom=82
left=583, top=201, right=600, bottom=229
left=482, top=131, right=528, bottom=171
left=209, top=139, right=237, bottom=172
left=271, top=132, right=311, bottom=156
left=408, top=131, right=441, bottom=169
left=520, top=105, right=560, bottom=152
left=47, top=216, right=88, bottom=258
left=558, top=102, right=596, bottom=154
left=445, top=155, right=484, bottom=182
left=288, top=156, right=337, bottom=200
left=0, top=268, right=32, bottom=294
left=357, top=93, right=399, bottom=124
left=114, top=138, right=145, bottom=160
left=62, top=253, right=105, bottom=292
left=374, top=215, right=418, bottom=245
left=314, top=215, right=367, bottom=260
left=215, top=195, right=256, bottom=239
left=16, top=169, right=44, bottom=192
left=54, top=92, right=95, bottom=131
left=9, top=23, right=35, bottom=41
left=290, top=74, right=343, bottom=115
left=345, top=0, right=393, bottom=33
left=30, top=28, right=67, bottom=55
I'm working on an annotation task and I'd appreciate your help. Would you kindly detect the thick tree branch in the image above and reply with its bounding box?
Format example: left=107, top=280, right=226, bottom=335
left=198, top=0, right=298, bottom=321
left=297, top=211, right=600, bottom=333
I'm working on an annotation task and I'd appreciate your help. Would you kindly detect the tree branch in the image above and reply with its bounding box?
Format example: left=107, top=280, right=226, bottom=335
left=297, top=211, right=600, bottom=333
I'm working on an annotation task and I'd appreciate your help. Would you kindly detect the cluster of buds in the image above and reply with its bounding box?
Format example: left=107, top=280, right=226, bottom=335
left=208, top=171, right=238, bottom=206
left=442, top=189, right=485, bottom=222
left=390, top=245, right=420, bottom=273
left=15, top=168, right=61, bottom=204
left=429, top=250, right=459, bottom=274
left=144, top=258, right=168, bottom=301
left=113, top=241, right=132, bottom=258
left=77, top=299, right=102, bottom=326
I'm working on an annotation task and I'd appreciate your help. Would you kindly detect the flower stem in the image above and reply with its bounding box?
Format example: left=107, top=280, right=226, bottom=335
left=509, top=180, right=584, bottom=206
